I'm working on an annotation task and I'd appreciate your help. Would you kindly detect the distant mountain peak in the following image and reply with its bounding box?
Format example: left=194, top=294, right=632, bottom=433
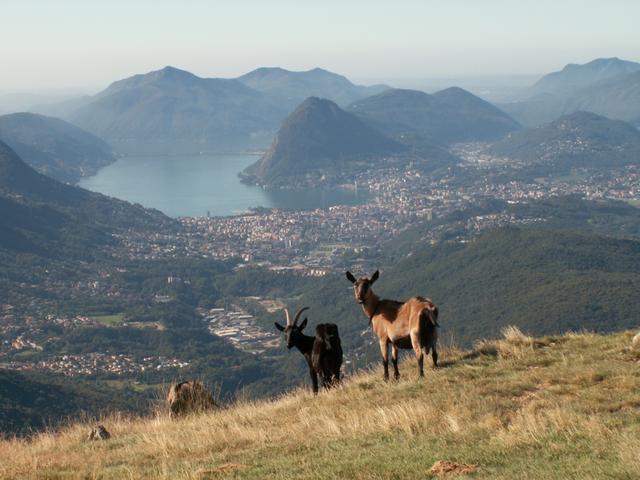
left=434, top=86, right=468, bottom=95
left=237, top=67, right=389, bottom=107
left=141, top=65, right=200, bottom=84
left=529, top=57, right=640, bottom=97
left=296, top=95, right=343, bottom=113
left=348, top=87, right=520, bottom=144
left=308, top=67, right=337, bottom=75
left=241, top=96, right=404, bottom=185
left=432, top=86, right=484, bottom=101
left=154, top=65, right=196, bottom=77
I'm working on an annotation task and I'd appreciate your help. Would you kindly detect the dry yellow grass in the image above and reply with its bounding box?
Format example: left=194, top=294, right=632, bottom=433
left=1, top=328, right=639, bottom=479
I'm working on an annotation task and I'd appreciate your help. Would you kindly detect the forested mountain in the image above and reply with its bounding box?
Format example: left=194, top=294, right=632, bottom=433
left=485, top=111, right=640, bottom=172
left=33, top=66, right=392, bottom=155
left=527, top=57, right=640, bottom=97
left=59, top=66, right=288, bottom=154
left=242, top=97, right=408, bottom=185
left=278, top=224, right=640, bottom=355
left=562, top=71, right=640, bottom=126
left=0, top=140, right=171, bottom=257
left=0, top=112, right=115, bottom=183
left=348, top=87, right=520, bottom=145
left=502, top=58, right=640, bottom=126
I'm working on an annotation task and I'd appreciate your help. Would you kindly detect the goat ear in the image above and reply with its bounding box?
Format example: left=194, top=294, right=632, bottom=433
left=274, top=322, right=285, bottom=332
left=371, top=270, right=380, bottom=284
left=345, top=271, right=356, bottom=283
left=299, top=317, right=308, bottom=330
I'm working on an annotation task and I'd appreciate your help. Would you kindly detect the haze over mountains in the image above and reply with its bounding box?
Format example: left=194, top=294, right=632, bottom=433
left=29, top=65, right=529, bottom=159
left=502, top=57, right=640, bottom=126
left=0, top=112, right=115, bottom=184
left=58, top=67, right=288, bottom=154
left=486, top=111, right=640, bottom=175
left=527, top=57, right=640, bottom=97
left=16, top=58, right=639, bottom=191
left=237, top=67, right=389, bottom=109
left=348, top=87, right=521, bottom=145
left=32, top=66, right=393, bottom=155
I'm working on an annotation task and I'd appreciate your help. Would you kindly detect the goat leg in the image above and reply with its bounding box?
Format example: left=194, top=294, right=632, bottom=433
left=391, top=343, right=400, bottom=380
left=379, top=339, right=390, bottom=381
left=411, top=331, right=424, bottom=378
left=310, top=367, right=319, bottom=394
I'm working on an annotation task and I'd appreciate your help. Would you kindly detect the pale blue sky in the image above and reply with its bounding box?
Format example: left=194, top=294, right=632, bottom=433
left=1, top=0, right=639, bottom=91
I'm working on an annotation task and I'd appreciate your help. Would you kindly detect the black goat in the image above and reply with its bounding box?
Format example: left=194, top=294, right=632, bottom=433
left=275, top=307, right=343, bottom=394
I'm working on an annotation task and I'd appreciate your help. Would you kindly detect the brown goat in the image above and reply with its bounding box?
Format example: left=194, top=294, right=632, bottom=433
left=346, top=270, right=439, bottom=380
left=166, top=380, right=216, bottom=417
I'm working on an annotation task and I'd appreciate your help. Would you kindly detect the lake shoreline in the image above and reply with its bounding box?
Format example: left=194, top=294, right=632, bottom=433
left=78, top=153, right=370, bottom=218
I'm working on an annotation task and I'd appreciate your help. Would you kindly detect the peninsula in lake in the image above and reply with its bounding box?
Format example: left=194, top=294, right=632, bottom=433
left=240, top=97, right=407, bottom=186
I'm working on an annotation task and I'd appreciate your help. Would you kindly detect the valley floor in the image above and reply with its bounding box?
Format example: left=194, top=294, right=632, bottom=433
left=1, top=329, right=639, bottom=479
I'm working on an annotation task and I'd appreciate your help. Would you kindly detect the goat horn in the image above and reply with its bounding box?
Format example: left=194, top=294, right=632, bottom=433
left=293, top=306, right=310, bottom=326
left=284, top=308, right=292, bottom=326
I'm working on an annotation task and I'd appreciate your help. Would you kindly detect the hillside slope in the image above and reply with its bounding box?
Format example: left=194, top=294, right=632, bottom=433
left=271, top=225, right=640, bottom=359
left=1, top=329, right=638, bottom=479
left=0, top=112, right=115, bottom=184
left=485, top=111, right=640, bottom=172
left=527, top=57, right=640, bottom=97
left=348, top=87, right=520, bottom=145
left=503, top=58, right=640, bottom=126
left=0, top=140, right=171, bottom=238
left=242, top=97, right=407, bottom=185
left=565, top=71, right=640, bottom=125
left=64, top=66, right=287, bottom=153
left=0, top=369, right=147, bottom=436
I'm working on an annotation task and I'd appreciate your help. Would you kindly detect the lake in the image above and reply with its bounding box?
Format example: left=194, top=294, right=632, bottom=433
left=78, top=153, right=370, bottom=217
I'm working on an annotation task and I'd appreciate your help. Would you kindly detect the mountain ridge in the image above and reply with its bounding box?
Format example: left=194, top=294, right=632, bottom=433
left=242, top=96, right=408, bottom=185
left=237, top=66, right=389, bottom=108
left=32, top=66, right=392, bottom=154
left=0, top=140, right=172, bottom=257
left=502, top=57, right=640, bottom=126
left=0, top=112, right=115, bottom=183
left=528, top=57, right=640, bottom=97
left=63, top=66, right=286, bottom=154
left=348, top=86, right=521, bottom=145
left=485, top=110, right=640, bottom=171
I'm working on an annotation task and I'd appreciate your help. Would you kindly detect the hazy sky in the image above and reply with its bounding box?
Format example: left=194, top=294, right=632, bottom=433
left=1, top=0, right=639, bottom=91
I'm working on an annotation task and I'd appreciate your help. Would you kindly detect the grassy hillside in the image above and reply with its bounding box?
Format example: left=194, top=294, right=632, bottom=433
left=1, top=329, right=638, bottom=479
